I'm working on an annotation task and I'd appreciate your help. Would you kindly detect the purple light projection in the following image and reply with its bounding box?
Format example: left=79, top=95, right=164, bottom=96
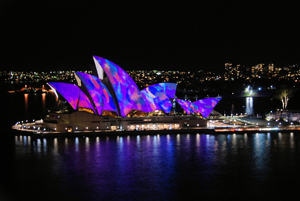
left=48, top=82, right=95, bottom=113
left=93, top=56, right=146, bottom=117
left=141, top=83, right=177, bottom=113
left=157, top=83, right=177, bottom=98
left=140, top=90, right=160, bottom=112
left=48, top=82, right=81, bottom=110
left=193, top=97, right=222, bottom=117
left=76, top=72, right=118, bottom=115
left=49, top=57, right=221, bottom=118
left=176, top=99, right=193, bottom=114
left=176, top=97, right=221, bottom=117
left=78, top=91, right=96, bottom=113
left=190, top=102, right=199, bottom=113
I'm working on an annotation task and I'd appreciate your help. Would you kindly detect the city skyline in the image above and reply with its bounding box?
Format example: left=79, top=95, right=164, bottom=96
left=3, top=61, right=300, bottom=81
left=1, top=1, right=299, bottom=72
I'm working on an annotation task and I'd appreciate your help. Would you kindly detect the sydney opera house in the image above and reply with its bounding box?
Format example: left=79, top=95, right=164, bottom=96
left=43, top=56, right=221, bottom=132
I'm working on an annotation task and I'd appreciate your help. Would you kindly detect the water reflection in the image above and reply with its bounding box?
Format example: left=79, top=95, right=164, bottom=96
left=12, top=133, right=300, bottom=200
left=196, top=134, right=200, bottom=147
left=290, top=132, right=294, bottom=149
left=85, top=137, right=90, bottom=152
left=176, top=134, right=180, bottom=147
left=75, top=137, right=79, bottom=152
left=278, top=133, right=282, bottom=142
left=232, top=133, right=237, bottom=148
left=245, top=97, right=253, bottom=115
left=126, top=135, right=130, bottom=143
left=135, top=135, right=140, bottom=149
left=43, top=138, right=47, bottom=153
left=54, top=138, right=58, bottom=154
left=65, top=138, right=68, bottom=146
left=36, top=139, right=41, bottom=153
left=24, top=93, right=28, bottom=110
left=42, top=93, right=46, bottom=109
left=23, top=135, right=27, bottom=145
left=153, top=135, right=159, bottom=155
left=186, top=134, right=190, bottom=144
left=253, top=134, right=269, bottom=173
left=267, top=133, right=271, bottom=140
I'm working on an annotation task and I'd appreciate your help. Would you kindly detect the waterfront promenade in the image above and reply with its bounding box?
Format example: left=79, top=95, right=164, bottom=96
left=11, top=116, right=300, bottom=138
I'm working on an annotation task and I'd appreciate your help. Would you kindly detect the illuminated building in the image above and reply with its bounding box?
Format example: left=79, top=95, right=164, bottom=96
left=43, top=56, right=221, bottom=132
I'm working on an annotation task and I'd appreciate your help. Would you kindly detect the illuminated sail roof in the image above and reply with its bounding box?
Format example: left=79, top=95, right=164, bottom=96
left=141, top=83, right=177, bottom=113
left=75, top=72, right=118, bottom=115
left=176, top=99, right=194, bottom=115
left=93, top=56, right=146, bottom=117
left=47, top=56, right=222, bottom=118
left=141, top=83, right=177, bottom=99
left=48, top=82, right=80, bottom=110
left=78, top=91, right=96, bottom=113
left=140, top=91, right=161, bottom=112
left=193, top=97, right=222, bottom=118
left=176, top=97, right=221, bottom=117
left=48, top=82, right=95, bottom=113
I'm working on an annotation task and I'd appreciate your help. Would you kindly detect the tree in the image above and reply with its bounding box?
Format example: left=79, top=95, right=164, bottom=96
left=274, top=86, right=297, bottom=111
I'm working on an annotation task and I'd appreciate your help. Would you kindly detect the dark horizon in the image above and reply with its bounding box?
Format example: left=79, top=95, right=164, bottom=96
left=1, top=1, right=299, bottom=72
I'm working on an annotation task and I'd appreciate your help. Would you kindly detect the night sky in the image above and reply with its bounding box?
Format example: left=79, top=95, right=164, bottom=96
left=1, top=0, right=299, bottom=71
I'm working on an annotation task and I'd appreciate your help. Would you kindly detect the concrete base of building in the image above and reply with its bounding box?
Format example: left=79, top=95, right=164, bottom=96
left=42, top=111, right=207, bottom=133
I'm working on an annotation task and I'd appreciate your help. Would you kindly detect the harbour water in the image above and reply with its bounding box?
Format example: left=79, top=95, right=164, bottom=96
left=1, top=91, right=300, bottom=200
left=2, top=132, right=300, bottom=200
